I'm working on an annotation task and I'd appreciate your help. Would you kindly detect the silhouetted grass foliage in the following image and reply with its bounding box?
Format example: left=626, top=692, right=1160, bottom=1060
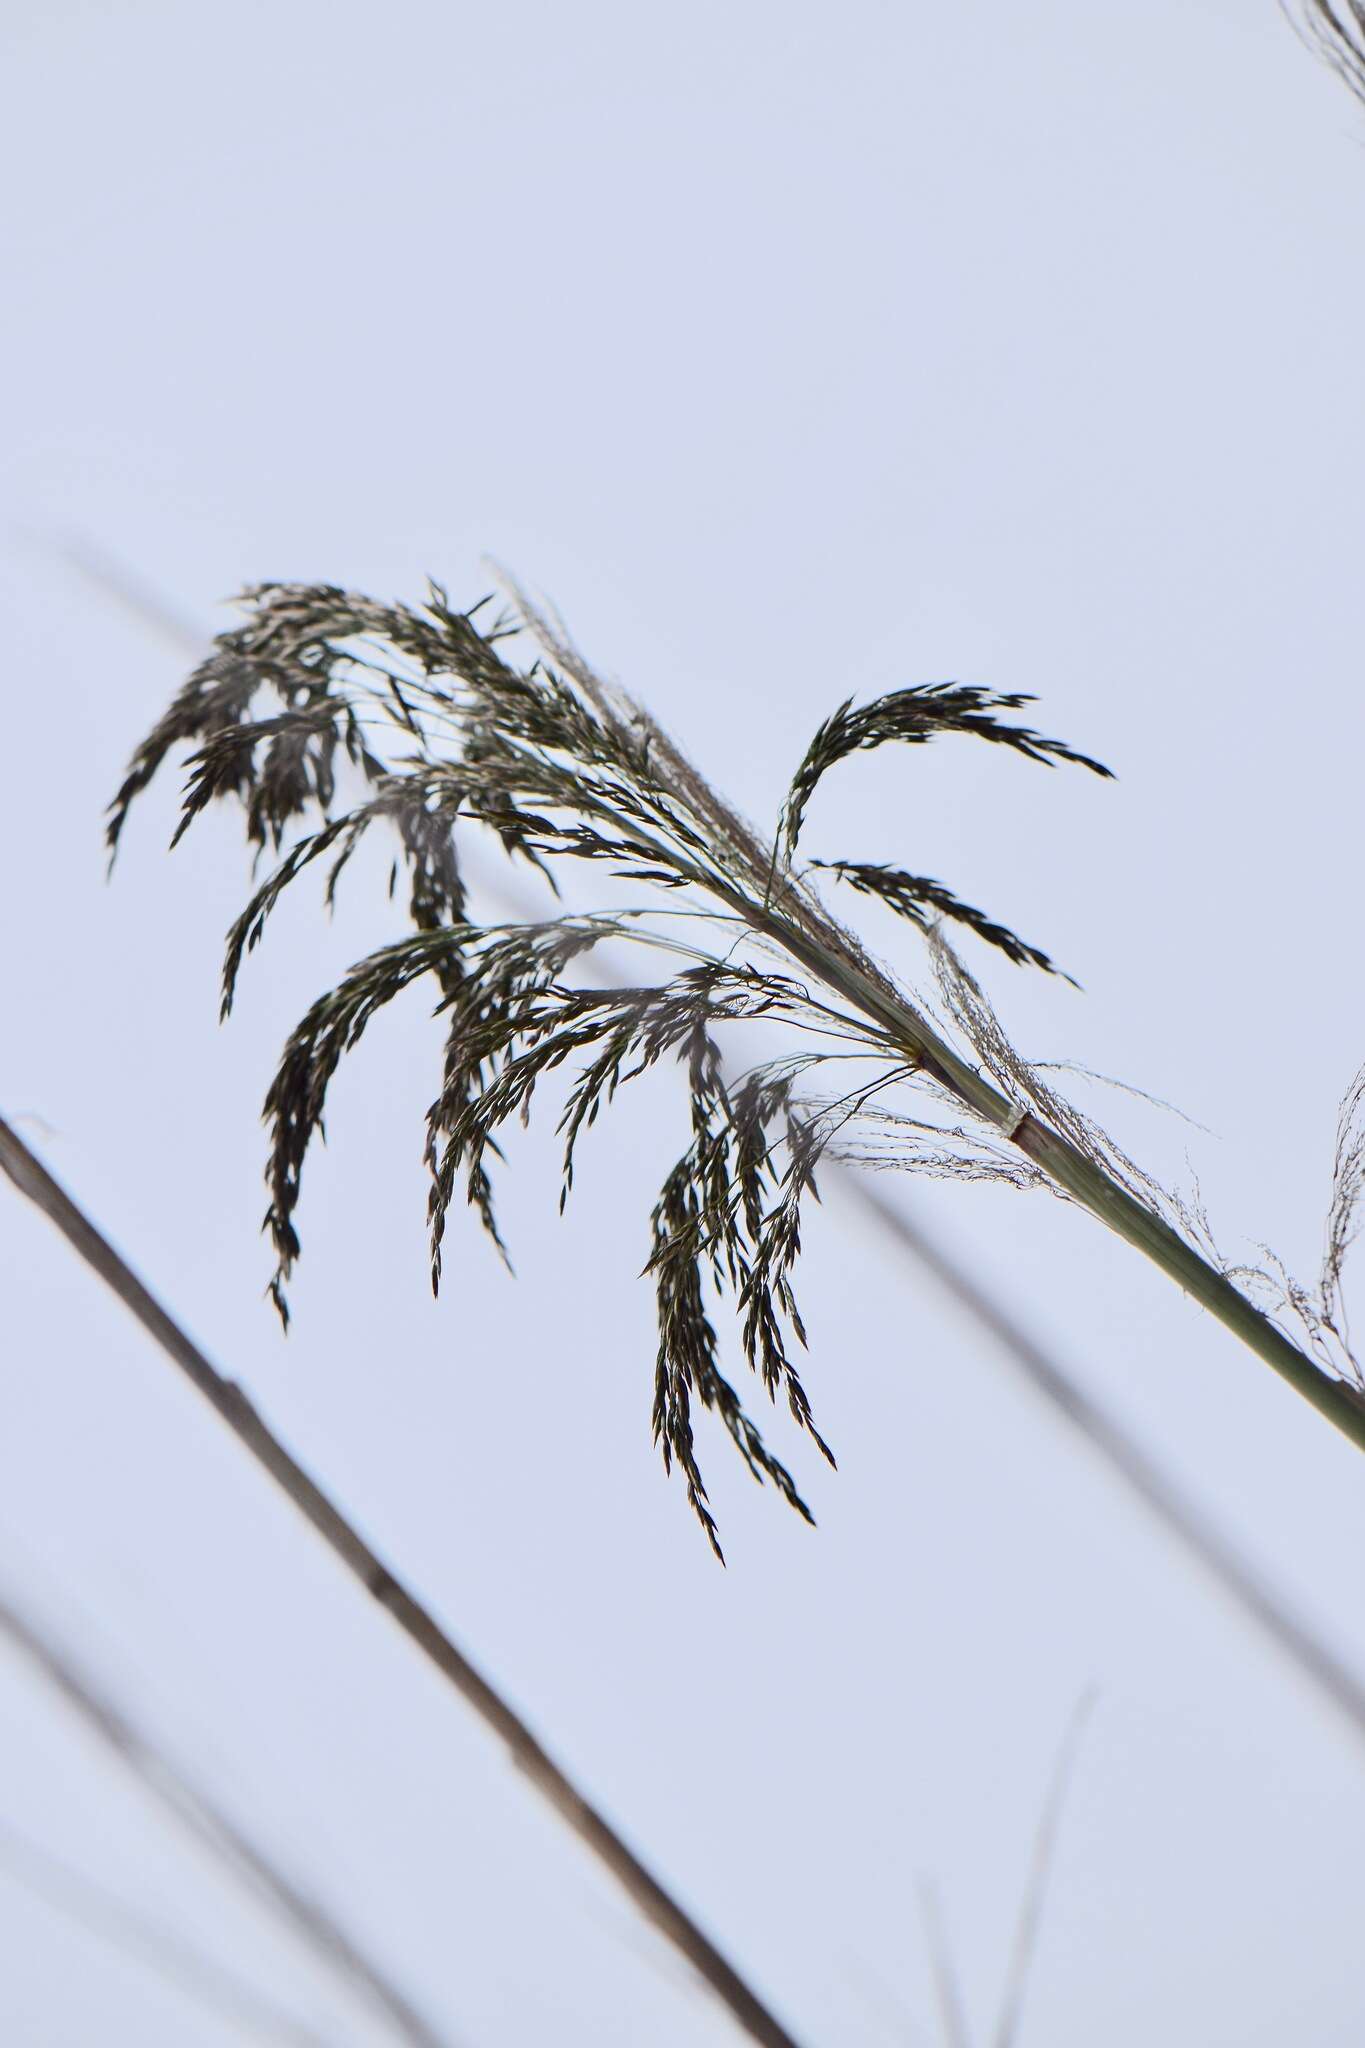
left=109, top=580, right=1362, bottom=1549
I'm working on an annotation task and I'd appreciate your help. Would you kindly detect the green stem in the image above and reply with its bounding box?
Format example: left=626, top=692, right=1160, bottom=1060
left=759, top=899, right=1365, bottom=1459
left=1012, top=1107, right=1365, bottom=1449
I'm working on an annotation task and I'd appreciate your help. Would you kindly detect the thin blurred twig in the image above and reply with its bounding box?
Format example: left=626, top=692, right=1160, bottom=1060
left=0, top=1116, right=803, bottom=2048
left=912, top=1691, right=1096, bottom=2048
left=0, top=1584, right=456, bottom=2048
left=991, top=1689, right=1097, bottom=2048
left=847, top=1183, right=1365, bottom=1751
left=0, top=1815, right=334, bottom=2048
left=56, top=530, right=208, bottom=650
left=916, top=1882, right=972, bottom=2048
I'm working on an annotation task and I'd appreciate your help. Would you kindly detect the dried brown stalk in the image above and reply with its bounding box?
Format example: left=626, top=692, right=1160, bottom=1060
left=0, top=1116, right=803, bottom=2048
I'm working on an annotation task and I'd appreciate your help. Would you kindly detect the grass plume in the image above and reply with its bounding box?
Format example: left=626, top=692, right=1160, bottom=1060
left=109, top=578, right=1365, bottom=1551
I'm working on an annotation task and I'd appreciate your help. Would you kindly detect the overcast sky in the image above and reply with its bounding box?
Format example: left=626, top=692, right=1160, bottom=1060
left=3, top=2, right=1365, bottom=2042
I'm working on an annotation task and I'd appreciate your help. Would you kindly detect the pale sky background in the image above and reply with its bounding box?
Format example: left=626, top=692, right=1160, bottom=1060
left=3, top=2, right=1365, bottom=2042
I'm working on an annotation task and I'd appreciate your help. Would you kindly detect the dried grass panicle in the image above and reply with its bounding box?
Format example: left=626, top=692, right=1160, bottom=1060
left=103, top=580, right=1128, bottom=1543
left=112, top=577, right=1362, bottom=1543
